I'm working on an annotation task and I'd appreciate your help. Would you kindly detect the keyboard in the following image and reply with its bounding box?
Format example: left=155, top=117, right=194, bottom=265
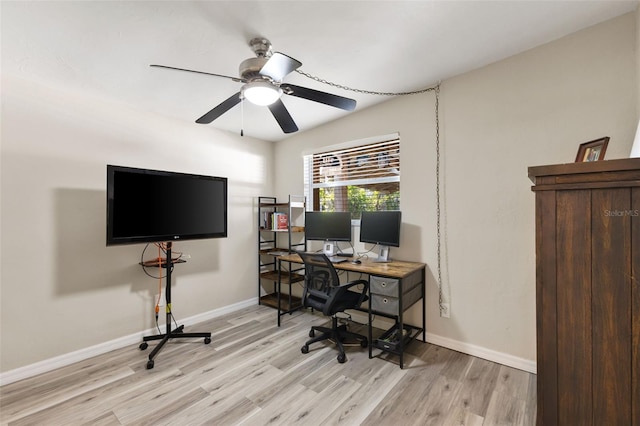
left=327, top=256, right=348, bottom=264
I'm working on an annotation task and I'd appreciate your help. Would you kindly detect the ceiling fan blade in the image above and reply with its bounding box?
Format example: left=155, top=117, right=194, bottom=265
left=282, top=84, right=356, bottom=111
left=196, top=92, right=242, bottom=124
left=150, top=64, right=245, bottom=83
left=259, top=52, right=302, bottom=81
left=268, top=99, right=299, bottom=133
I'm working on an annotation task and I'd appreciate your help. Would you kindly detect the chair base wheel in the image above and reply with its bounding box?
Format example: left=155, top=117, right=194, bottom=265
left=204, top=337, right=211, bottom=344
left=301, top=345, right=309, bottom=354
left=146, top=360, right=154, bottom=369
left=139, top=342, right=148, bottom=350
left=337, top=353, right=347, bottom=363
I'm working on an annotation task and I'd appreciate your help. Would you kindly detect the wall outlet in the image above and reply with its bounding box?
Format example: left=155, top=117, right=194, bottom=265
left=441, top=303, right=451, bottom=318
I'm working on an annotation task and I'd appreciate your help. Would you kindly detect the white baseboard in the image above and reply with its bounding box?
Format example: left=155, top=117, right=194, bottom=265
left=424, top=332, right=537, bottom=374
left=0, top=298, right=258, bottom=386
left=348, top=311, right=536, bottom=374
left=1, top=298, right=536, bottom=386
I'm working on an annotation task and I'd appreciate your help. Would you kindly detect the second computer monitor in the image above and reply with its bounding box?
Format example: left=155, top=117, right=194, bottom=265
left=305, top=211, right=352, bottom=256
left=359, top=210, right=401, bottom=262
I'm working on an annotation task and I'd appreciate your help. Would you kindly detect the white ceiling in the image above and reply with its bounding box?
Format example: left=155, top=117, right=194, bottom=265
left=3, top=1, right=637, bottom=142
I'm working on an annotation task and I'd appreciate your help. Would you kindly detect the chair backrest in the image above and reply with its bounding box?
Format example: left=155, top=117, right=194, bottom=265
left=298, top=252, right=341, bottom=306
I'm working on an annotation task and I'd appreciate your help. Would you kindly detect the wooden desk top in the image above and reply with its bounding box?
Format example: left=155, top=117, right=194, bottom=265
left=278, top=253, right=426, bottom=279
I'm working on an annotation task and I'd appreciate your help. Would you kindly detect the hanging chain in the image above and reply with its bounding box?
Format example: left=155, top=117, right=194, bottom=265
left=434, top=84, right=444, bottom=315
left=295, top=69, right=438, bottom=96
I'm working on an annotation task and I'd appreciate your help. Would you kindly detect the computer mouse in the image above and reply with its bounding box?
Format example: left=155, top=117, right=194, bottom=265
left=351, top=259, right=362, bottom=264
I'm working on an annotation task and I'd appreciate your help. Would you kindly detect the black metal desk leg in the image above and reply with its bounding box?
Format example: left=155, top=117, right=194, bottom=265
left=277, top=258, right=282, bottom=327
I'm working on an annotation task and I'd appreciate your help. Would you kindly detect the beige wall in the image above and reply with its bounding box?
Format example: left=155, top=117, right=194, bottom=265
left=274, top=12, right=637, bottom=370
left=1, top=8, right=637, bottom=377
left=637, top=2, right=640, bottom=121
left=0, top=75, right=274, bottom=373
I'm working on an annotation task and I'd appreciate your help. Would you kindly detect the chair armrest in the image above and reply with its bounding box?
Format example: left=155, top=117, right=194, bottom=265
left=340, top=279, right=369, bottom=290
left=339, top=279, right=369, bottom=300
left=323, top=279, right=369, bottom=315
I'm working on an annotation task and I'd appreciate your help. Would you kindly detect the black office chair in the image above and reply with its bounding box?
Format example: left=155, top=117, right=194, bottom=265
left=298, top=252, right=369, bottom=363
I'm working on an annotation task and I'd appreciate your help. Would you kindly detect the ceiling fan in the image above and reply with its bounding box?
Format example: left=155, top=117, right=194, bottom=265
left=151, top=37, right=357, bottom=134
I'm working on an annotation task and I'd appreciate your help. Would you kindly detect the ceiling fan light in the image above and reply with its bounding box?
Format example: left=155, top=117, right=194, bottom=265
left=242, top=81, right=282, bottom=106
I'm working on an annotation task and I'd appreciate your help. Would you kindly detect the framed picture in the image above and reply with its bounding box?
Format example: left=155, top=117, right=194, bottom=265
left=575, top=137, right=609, bottom=162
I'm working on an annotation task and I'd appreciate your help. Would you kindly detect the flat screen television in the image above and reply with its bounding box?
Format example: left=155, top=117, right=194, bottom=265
left=106, top=165, right=227, bottom=246
left=305, top=211, right=352, bottom=256
left=359, top=210, right=401, bottom=262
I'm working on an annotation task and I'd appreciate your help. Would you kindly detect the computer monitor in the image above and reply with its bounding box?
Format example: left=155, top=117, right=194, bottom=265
left=305, top=211, right=352, bottom=256
left=359, top=210, right=401, bottom=262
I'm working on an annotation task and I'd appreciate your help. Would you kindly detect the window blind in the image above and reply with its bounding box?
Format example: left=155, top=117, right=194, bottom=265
left=312, top=137, right=400, bottom=189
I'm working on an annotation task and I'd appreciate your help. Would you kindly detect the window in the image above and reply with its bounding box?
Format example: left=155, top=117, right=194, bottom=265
left=303, top=134, right=400, bottom=219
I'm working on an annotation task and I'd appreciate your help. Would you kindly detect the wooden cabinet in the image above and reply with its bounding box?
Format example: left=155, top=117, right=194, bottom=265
left=529, top=158, right=640, bottom=426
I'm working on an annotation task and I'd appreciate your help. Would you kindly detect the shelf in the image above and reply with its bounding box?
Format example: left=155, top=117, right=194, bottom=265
left=259, top=247, right=290, bottom=255
left=259, top=201, right=305, bottom=209
left=260, top=270, right=305, bottom=284
left=259, top=202, right=290, bottom=208
left=139, top=258, right=187, bottom=268
left=260, top=226, right=304, bottom=233
left=260, top=293, right=302, bottom=311
left=373, top=323, right=421, bottom=352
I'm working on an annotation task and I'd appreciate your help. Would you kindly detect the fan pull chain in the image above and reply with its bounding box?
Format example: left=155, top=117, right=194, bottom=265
left=240, top=97, right=244, bottom=137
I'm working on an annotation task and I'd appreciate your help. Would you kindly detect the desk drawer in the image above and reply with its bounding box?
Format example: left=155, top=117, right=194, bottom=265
left=370, top=283, right=422, bottom=315
left=370, top=271, right=422, bottom=296
left=369, top=276, right=399, bottom=295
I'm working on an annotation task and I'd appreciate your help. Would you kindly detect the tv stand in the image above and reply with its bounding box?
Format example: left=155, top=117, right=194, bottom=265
left=138, top=242, right=211, bottom=369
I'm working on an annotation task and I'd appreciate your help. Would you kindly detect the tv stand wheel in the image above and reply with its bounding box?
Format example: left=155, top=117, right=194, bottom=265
left=139, top=342, right=148, bottom=350
left=204, top=337, right=211, bottom=344
left=146, top=360, right=154, bottom=369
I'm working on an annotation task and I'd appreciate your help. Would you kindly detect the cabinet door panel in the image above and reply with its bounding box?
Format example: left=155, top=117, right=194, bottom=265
left=633, top=188, right=640, bottom=426
left=556, top=190, right=593, bottom=424
left=536, top=191, right=558, bottom=425
left=591, top=189, right=632, bottom=425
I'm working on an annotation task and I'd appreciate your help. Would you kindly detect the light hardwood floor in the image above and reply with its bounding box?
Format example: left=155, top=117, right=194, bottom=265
left=0, top=305, right=536, bottom=425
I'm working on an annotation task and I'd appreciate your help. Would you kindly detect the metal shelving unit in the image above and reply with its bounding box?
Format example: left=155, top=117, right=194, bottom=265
left=257, top=195, right=306, bottom=315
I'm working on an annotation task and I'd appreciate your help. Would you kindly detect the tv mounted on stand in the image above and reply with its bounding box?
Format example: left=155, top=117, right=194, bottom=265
left=304, top=211, right=352, bottom=257
left=106, top=165, right=227, bottom=246
left=359, top=210, right=402, bottom=262
left=106, top=165, right=227, bottom=369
